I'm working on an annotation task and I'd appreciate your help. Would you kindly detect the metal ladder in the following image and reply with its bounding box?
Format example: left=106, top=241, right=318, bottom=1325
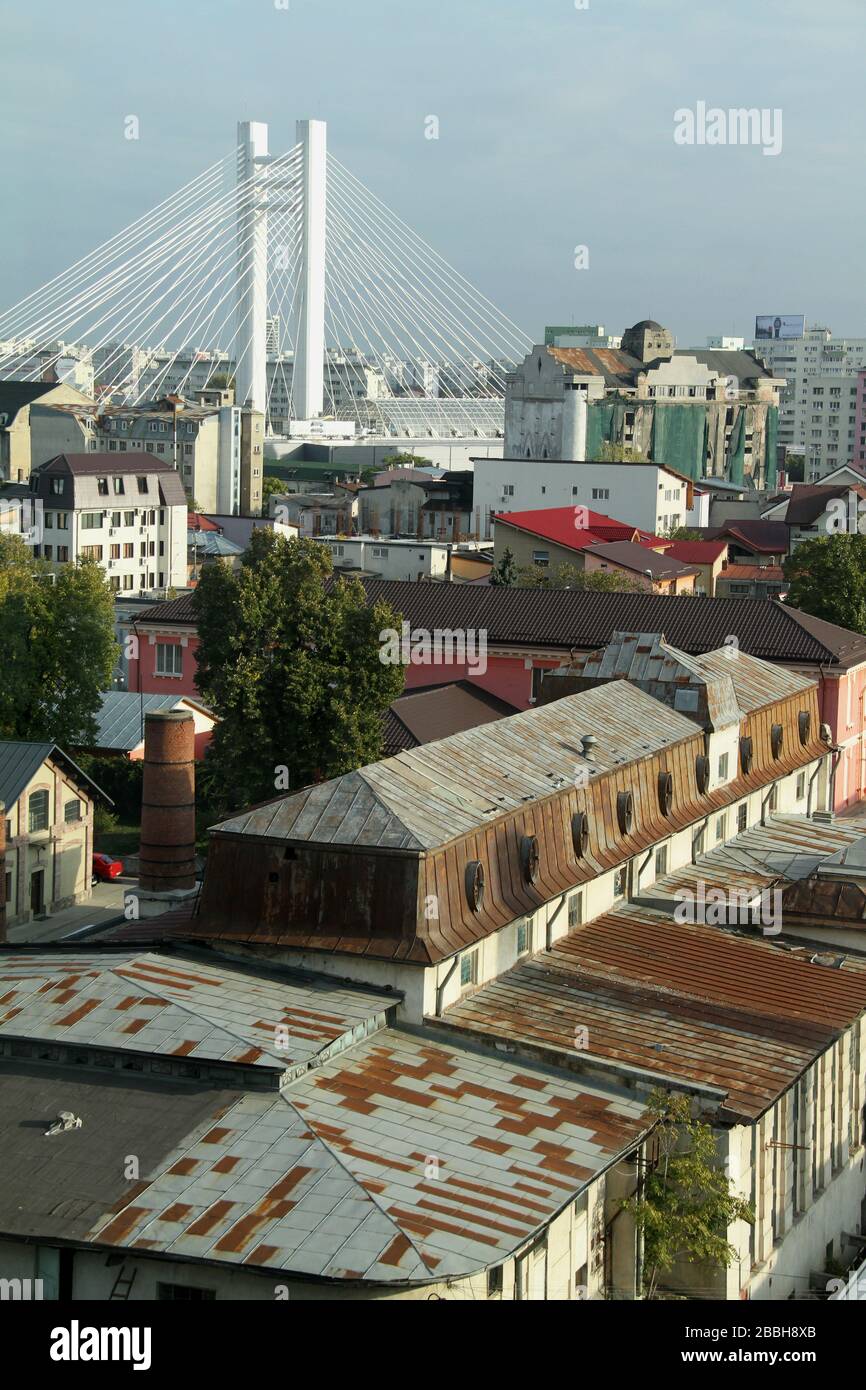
left=109, top=1265, right=138, bottom=1300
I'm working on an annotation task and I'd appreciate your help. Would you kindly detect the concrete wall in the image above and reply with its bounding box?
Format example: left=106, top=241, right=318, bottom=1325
left=474, top=457, right=685, bottom=538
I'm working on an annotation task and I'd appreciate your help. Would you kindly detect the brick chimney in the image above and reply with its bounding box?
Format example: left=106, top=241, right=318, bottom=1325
left=0, top=802, right=6, bottom=943
left=139, top=712, right=196, bottom=893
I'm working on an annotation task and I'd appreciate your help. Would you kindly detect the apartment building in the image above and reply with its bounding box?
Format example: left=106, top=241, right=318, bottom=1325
left=505, top=321, right=784, bottom=487
left=29, top=453, right=187, bottom=596
left=754, top=325, right=866, bottom=476
left=0, top=380, right=93, bottom=483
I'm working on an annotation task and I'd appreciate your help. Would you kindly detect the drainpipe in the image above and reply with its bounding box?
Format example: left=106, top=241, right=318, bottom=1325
left=545, top=894, right=568, bottom=951
left=806, top=761, right=822, bottom=817
left=829, top=746, right=843, bottom=813
left=636, top=845, right=654, bottom=896
left=760, top=781, right=778, bottom=826
left=691, top=816, right=709, bottom=864
left=435, top=956, right=461, bottom=1017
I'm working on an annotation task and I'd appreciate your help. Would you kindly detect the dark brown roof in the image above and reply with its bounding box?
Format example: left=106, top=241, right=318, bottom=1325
left=704, top=520, right=789, bottom=554
left=585, top=540, right=698, bottom=580
left=784, top=483, right=866, bottom=526
left=36, top=452, right=177, bottom=474
left=383, top=682, right=519, bottom=755
left=136, top=581, right=866, bottom=670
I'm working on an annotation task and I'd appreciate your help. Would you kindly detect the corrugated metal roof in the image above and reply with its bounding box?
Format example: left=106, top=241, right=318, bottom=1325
left=383, top=682, right=518, bottom=755
left=0, top=741, right=53, bottom=810
left=214, top=683, right=700, bottom=852
left=0, top=951, right=396, bottom=1078
left=89, top=1027, right=649, bottom=1281
left=443, top=901, right=866, bottom=1122
left=92, top=692, right=187, bottom=752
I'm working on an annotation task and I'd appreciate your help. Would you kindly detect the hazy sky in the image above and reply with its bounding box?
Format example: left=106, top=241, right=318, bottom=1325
left=0, top=0, right=862, bottom=346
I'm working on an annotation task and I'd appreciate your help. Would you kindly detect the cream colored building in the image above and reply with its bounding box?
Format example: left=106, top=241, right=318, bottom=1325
left=0, top=741, right=106, bottom=929
left=0, top=381, right=93, bottom=483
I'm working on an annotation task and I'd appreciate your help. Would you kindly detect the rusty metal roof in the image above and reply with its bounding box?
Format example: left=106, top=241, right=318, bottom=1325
left=690, top=647, right=815, bottom=714
left=0, top=951, right=395, bottom=1078
left=442, top=905, right=866, bottom=1122
left=88, top=1027, right=649, bottom=1282
left=213, top=682, right=700, bottom=853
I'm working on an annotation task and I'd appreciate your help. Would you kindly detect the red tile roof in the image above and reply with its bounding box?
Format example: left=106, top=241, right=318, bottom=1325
left=661, top=539, right=729, bottom=565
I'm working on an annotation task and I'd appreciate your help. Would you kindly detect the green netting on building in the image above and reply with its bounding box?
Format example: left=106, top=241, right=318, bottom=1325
left=650, top=405, right=706, bottom=481
left=586, top=400, right=626, bottom=458
left=727, top=409, right=746, bottom=486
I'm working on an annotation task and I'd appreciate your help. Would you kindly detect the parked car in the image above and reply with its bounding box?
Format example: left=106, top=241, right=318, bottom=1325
left=92, top=852, right=124, bottom=886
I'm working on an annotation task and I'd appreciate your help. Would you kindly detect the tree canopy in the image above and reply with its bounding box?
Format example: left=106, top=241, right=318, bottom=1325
left=489, top=546, right=518, bottom=587
left=193, top=531, right=405, bottom=812
left=0, top=535, right=117, bottom=747
left=515, top=562, right=644, bottom=592
left=620, top=1090, right=754, bottom=1298
left=783, top=533, right=866, bottom=634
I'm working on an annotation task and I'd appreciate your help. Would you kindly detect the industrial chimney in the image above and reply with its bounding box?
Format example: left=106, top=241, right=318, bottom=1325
left=139, top=712, right=196, bottom=894
left=561, top=380, right=588, bottom=462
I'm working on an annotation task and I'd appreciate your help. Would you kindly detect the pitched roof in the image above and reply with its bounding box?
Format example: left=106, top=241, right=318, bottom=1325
left=213, top=683, right=701, bottom=853
left=495, top=506, right=638, bottom=549
left=383, top=682, right=519, bottom=754
left=135, top=581, right=866, bottom=671
left=0, top=740, right=110, bottom=809
left=35, top=451, right=178, bottom=475
left=583, top=540, right=698, bottom=580
left=89, top=692, right=196, bottom=752
left=0, top=380, right=71, bottom=425
left=660, top=539, right=728, bottom=565
left=784, top=483, right=866, bottom=526
left=705, top=520, right=790, bottom=554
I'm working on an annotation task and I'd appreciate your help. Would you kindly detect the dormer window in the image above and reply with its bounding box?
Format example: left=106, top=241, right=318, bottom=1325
left=771, top=724, right=784, bottom=760
left=695, top=755, right=711, bottom=794
left=520, top=835, right=540, bottom=885
left=798, top=711, right=812, bottom=746
left=616, top=790, right=634, bottom=836
left=465, top=861, right=485, bottom=913
left=740, top=737, right=754, bottom=775
left=658, top=771, right=673, bottom=816
left=571, top=811, right=589, bottom=858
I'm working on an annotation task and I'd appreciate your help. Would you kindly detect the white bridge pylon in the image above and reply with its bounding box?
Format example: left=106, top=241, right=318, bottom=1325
left=0, top=120, right=532, bottom=434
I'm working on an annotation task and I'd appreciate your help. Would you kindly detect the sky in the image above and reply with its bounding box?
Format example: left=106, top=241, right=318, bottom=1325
left=0, top=0, right=863, bottom=348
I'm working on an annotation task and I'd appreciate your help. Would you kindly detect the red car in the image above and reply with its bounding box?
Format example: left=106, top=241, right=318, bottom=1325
left=92, top=852, right=124, bottom=886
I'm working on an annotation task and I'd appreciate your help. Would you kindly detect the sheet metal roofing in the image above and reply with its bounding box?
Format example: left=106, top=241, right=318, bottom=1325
left=383, top=681, right=518, bottom=755
left=213, top=682, right=700, bottom=852
left=0, top=951, right=395, bottom=1079
left=87, top=1028, right=649, bottom=1281
left=0, top=740, right=107, bottom=810
left=91, top=692, right=190, bottom=752
left=135, top=581, right=866, bottom=670
left=443, top=902, right=866, bottom=1122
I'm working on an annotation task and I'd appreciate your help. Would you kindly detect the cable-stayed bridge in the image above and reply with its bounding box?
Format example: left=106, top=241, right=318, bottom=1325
left=0, top=121, right=531, bottom=438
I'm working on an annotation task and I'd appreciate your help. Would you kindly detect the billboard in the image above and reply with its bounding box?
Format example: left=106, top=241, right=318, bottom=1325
left=755, top=314, right=805, bottom=341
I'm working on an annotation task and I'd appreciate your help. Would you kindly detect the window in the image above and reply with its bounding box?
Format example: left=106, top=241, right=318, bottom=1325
left=156, top=643, right=183, bottom=677
left=64, top=799, right=81, bottom=823
left=503, top=484, right=514, bottom=497
left=97, top=477, right=109, bottom=496
left=28, top=790, right=49, bottom=833
left=613, top=866, right=626, bottom=898
left=460, top=950, right=479, bottom=988
left=44, top=512, right=54, bottom=529
left=110, top=544, right=120, bottom=560
left=715, top=814, right=727, bottom=843
left=55, top=513, right=68, bottom=529
left=80, top=545, right=103, bottom=561
left=516, top=919, right=532, bottom=956
left=531, top=550, right=550, bottom=567
left=157, top=1284, right=216, bottom=1301
left=796, top=771, right=807, bottom=800
left=123, top=543, right=134, bottom=558
left=592, top=487, right=610, bottom=501
left=655, top=845, right=668, bottom=877
left=718, top=753, right=729, bottom=780
left=50, top=478, right=64, bottom=495
left=124, top=511, right=135, bottom=526
left=738, top=803, right=748, bottom=832
left=137, top=477, right=148, bottom=494
left=113, top=477, right=125, bottom=494
left=80, top=512, right=103, bottom=529
left=57, top=546, right=69, bottom=561
left=43, top=545, right=53, bottom=560
left=487, top=1266, right=503, bottom=1298
left=111, top=511, right=121, bottom=527
left=568, top=892, right=583, bottom=929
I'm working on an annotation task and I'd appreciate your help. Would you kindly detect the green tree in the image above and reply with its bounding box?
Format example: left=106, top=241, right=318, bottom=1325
left=515, top=562, right=643, bottom=592
left=783, top=533, right=866, bottom=634
left=209, top=372, right=236, bottom=391
left=261, top=475, right=287, bottom=509
left=193, top=531, right=405, bottom=812
left=382, top=452, right=433, bottom=468
left=0, top=535, right=117, bottom=746
left=598, top=441, right=646, bottom=463
left=620, top=1091, right=754, bottom=1299
left=490, top=546, right=518, bottom=587
left=660, top=525, right=703, bottom=542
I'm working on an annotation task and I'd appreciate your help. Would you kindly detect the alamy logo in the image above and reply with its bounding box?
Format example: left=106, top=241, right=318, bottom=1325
left=49, top=1321, right=152, bottom=1372
left=0, top=1277, right=43, bottom=1300
left=674, top=102, right=783, bottom=157
left=379, top=622, right=488, bottom=676
left=674, top=882, right=782, bottom=936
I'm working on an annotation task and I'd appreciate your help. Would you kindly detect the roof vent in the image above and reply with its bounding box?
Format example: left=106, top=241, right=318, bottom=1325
left=581, top=735, right=598, bottom=760
left=45, top=1111, right=83, bottom=1137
